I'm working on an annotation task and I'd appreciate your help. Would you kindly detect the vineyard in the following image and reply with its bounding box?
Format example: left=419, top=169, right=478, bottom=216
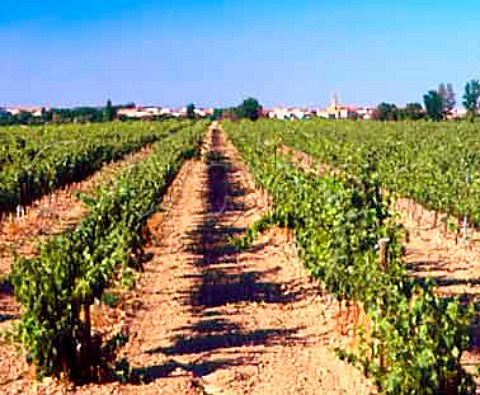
left=0, top=121, right=187, bottom=214
left=262, top=118, right=480, bottom=228
left=0, top=119, right=479, bottom=394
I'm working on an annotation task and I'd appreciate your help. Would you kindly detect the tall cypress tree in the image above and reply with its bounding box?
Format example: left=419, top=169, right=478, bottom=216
left=104, top=99, right=116, bottom=122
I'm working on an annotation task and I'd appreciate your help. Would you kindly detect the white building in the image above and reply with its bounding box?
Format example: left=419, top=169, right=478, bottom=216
left=6, top=107, right=45, bottom=117
left=449, top=108, right=468, bottom=119
left=267, top=107, right=311, bottom=120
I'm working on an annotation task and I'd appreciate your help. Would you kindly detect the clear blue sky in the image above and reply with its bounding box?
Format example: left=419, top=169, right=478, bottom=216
left=2, top=0, right=480, bottom=109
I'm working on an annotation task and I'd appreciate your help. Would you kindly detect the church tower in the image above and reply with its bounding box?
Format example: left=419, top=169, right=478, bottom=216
left=327, top=93, right=339, bottom=113
left=331, top=93, right=339, bottom=109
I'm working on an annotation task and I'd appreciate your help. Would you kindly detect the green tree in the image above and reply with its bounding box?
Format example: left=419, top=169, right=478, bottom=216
left=186, top=103, right=195, bottom=119
left=18, top=111, right=33, bottom=125
left=446, top=83, right=456, bottom=112
left=237, top=97, right=261, bottom=121
left=103, top=99, right=116, bottom=122
left=463, top=80, right=480, bottom=122
left=438, top=83, right=456, bottom=117
left=403, top=102, right=424, bottom=120
left=375, top=102, right=398, bottom=121
left=423, top=90, right=443, bottom=121
left=41, top=108, right=52, bottom=123
left=212, top=108, right=223, bottom=120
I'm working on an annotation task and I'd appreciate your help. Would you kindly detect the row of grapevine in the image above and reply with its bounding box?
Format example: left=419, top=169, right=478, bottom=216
left=0, top=121, right=188, bottom=213
left=253, top=118, right=480, bottom=227
left=224, top=120, right=474, bottom=394
left=10, top=121, right=207, bottom=380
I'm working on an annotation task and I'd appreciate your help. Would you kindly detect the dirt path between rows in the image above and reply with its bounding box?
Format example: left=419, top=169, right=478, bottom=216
left=0, top=124, right=375, bottom=394
left=106, top=123, right=373, bottom=394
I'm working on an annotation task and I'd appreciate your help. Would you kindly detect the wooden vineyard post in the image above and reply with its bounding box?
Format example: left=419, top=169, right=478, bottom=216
left=378, top=238, right=389, bottom=272
left=378, top=237, right=390, bottom=373
left=462, top=215, right=468, bottom=245
left=84, top=303, right=91, bottom=377
left=28, top=360, right=38, bottom=383
left=79, top=303, right=92, bottom=380
left=272, top=143, right=278, bottom=213
left=460, top=169, right=472, bottom=245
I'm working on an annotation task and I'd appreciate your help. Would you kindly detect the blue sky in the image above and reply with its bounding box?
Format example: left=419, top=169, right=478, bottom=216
left=2, top=0, right=480, bottom=108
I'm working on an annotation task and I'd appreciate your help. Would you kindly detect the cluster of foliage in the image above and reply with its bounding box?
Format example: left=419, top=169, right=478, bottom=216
left=422, top=83, right=456, bottom=121
left=422, top=91, right=444, bottom=121
left=0, top=121, right=183, bottom=213
left=463, top=80, right=480, bottom=122
left=0, top=100, right=132, bottom=126
left=374, top=102, right=424, bottom=121
left=224, top=120, right=475, bottom=394
left=420, top=80, right=480, bottom=122
left=186, top=103, right=196, bottom=119
left=374, top=83, right=456, bottom=122
left=11, top=121, right=206, bottom=380
left=260, top=118, right=480, bottom=228
left=211, top=97, right=262, bottom=121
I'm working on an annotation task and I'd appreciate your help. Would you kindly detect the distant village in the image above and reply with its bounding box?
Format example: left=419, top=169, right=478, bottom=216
left=0, top=96, right=377, bottom=121
left=264, top=95, right=377, bottom=120
left=0, top=93, right=469, bottom=123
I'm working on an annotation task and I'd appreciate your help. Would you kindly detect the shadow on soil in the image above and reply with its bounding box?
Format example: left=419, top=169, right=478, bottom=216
left=0, top=277, right=19, bottom=322
left=148, top=325, right=301, bottom=356
left=130, top=357, right=246, bottom=384
left=0, top=313, right=17, bottom=322
left=132, top=128, right=307, bottom=385
left=0, top=277, right=13, bottom=296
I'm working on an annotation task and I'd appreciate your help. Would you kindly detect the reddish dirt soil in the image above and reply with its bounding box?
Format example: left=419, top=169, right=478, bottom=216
left=0, top=123, right=375, bottom=394
left=113, top=124, right=373, bottom=394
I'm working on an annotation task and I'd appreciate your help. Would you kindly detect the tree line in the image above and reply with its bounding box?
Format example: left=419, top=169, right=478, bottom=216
left=209, top=97, right=262, bottom=121
left=0, top=100, right=126, bottom=126
left=1, top=97, right=264, bottom=126
left=375, top=80, right=480, bottom=122
left=180, top=98, right=262, bottom=121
